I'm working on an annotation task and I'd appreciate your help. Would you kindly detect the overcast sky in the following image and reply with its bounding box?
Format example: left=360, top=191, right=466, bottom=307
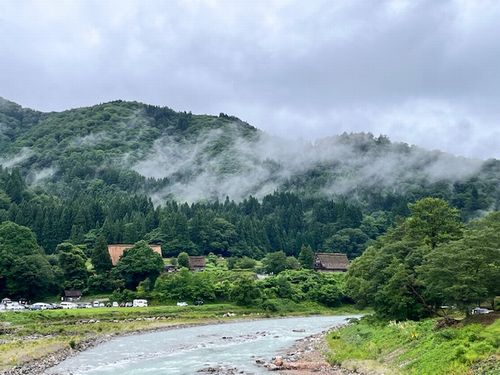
left=1, top=0, right=499, bottom=159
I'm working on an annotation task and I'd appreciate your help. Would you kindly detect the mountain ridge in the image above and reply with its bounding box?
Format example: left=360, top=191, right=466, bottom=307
left=0, top=98, right=498, bottom=213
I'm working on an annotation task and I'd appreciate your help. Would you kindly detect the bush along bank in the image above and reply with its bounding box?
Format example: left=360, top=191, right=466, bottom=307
left=327, top=314, right=499, bottom=375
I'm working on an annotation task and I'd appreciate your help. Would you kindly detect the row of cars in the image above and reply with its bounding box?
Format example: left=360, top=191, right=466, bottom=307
left=0, top=298, right=149, bottom=311
left=58, top=299, right=149, bottom=309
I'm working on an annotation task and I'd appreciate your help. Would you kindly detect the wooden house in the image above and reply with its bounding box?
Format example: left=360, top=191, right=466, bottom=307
left=107, top=244, right=162, bottom=266
left=63, top=290, right=82, bottom=301
left=188, top=256, right=206, bottom=271
left=314, top=253, right=349, bottom=272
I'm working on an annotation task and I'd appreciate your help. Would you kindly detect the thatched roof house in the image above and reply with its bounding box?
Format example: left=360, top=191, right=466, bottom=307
left=107, top=244, right=162, bottom=265
left=314, top=253, right=349, bottom=272
left=63, top=290, right=82, bottom=301
left=188, top=256, right=206, bottom=271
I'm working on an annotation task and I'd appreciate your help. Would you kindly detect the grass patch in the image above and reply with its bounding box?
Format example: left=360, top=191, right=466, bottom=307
left=327, top=314, right=499, bottom=375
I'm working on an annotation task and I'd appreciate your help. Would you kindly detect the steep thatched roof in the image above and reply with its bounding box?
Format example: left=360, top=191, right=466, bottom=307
left=188, top=256, right=206, bottom=270
left=314, top=253, right=349, bottom=272
left=107, top=244, right=162, bottom=265
left=64, top=290, right=82, bottom=298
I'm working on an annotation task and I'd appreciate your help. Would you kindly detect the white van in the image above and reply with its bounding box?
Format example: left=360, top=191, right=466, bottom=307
left=60, top=302, right=77, bottom=309
left=133, top=299, right=148, bottom=307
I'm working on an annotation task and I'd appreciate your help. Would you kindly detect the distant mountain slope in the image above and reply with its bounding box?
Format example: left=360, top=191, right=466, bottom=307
left=0, top=97, right=499, bottom=214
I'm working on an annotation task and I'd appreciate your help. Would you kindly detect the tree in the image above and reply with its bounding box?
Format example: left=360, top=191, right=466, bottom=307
left=0, top=221, right=54, bottom=298
left=418, top=212, right=500, bottom=314
left=323, top=228, right=369, bottom=258
left=230, top=275, right=261, bottom=306
left=262, top=251, right=288, bottom=274
left=285, top=256, right=301, bottom=270
left=346, top=198, right=466, bottom=320
left=114, top=241, right=164, bottom=289
left=177, top=251, right=190, bottom=268
left=56, top=242, right=89, bottom=289
left=91, top=235, right=112, bottom=274
left=406, top=197, right=462, bottom=249
left=298, top=245, right=315, bottom=269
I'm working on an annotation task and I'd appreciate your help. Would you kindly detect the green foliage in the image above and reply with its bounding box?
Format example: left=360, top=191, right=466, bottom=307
left=327, top=317, right=500, bottom=375
left=298, top=245, right=314, bottom=269
left=114, top=241, right=164, bottom=289
left=177, top=251, right=190, bottom=268
left=230, top=275, right=261, bottom=306
left=418, top=212, right=500, bottom=314
left=348, top=197, right=499, bottom=320
left=406, top=197, right=463, bottom=249
left=347, top=198, right=467, bottom=320
left=91, top=235, right=112, bottom=274
left=56, top=242, right=89, bottom=290
left=262, top=251, right=301, bottom=274
left=235, top=256, right=257, bottom=270
left=0, top=221, right=55, bottom=298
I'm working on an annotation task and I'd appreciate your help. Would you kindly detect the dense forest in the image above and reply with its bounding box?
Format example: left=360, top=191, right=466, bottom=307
left=0, top=97, right=499, bottom=302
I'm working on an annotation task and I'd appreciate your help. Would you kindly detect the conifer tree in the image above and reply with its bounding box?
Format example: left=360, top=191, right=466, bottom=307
left=91, top=235, right=113, bottom=274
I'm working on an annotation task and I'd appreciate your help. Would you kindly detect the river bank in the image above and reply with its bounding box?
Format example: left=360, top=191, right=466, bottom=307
left=0, top=304, right=363, bottom=374
left=326, top=313, right=499, bottom=375
left=2, top=320, right=223, bottom=375
left=260, top=331, right=360, bottom=374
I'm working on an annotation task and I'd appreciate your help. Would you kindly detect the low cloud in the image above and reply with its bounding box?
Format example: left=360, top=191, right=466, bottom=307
left=133, top=127, right=484, bottom=203
left=0, top=147, right=34, bottom=168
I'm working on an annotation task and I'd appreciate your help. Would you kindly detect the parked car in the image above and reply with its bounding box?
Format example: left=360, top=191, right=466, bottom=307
left=6, top=302, right=25, bottom=311
left=176, top=302, right=188, bottom=307
left=60, top=302, right=77, bottom=309
left=471, top=307, right=492, bottom=315
left=30, top=302, right=53, bottom=310
left=112, top=302, right=119, bottom=307
left=125, top=302, right=133, bottom=307
left=133, top=299, right=148, bottom=307
left=194, top=299, right=204, bottom=306
left=92, top=301, right=101, bottom=308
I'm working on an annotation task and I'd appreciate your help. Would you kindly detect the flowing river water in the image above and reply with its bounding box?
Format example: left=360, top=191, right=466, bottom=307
left=47, top=315, right=360, bottom=375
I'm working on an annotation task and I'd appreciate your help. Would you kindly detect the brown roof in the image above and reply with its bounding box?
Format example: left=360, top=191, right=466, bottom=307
left=314, top=253, right=349, bottom=271
left=64, top=290, right=82, bottom=297
left=188, top=256, right=206, bottom=270
left=107, top=244, right=162, bottom=265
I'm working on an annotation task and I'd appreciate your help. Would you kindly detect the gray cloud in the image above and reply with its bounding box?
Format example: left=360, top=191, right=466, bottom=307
left=0, top=0, right=499, bottom=158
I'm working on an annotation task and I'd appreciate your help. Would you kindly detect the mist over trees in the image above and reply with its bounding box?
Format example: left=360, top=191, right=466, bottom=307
left=0, top=98, right=499, bottom=305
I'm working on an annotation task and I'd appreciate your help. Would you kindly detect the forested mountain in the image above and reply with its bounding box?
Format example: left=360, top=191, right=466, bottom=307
left=0, top=97, right=499, bottom=258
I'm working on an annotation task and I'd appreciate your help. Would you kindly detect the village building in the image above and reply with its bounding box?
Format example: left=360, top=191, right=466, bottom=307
left=314, top=252, right=349, bottom=272
left=63, top=290, right=82, bottom=301
left=164, top=264, right=177, bottom=273
left=107, top=244, right=162, bottom=266
left=188, top=256, right=206, bottom=271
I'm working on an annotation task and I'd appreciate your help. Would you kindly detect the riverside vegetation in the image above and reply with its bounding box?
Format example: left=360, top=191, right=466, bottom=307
left=0, top=98, right=499, bottom=374
left=327, top=199, right=499, bottom=374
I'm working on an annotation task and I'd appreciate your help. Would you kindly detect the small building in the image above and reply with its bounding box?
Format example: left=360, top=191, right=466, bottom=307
left=63, top=290, right=82, bottom=301
left=164, top=264, right=177, bottom=273
left=107, top=244, right=162, bottom=266
left=188, top=256, right=206, bottom=271
left=314, top=253, right=349, bottom=272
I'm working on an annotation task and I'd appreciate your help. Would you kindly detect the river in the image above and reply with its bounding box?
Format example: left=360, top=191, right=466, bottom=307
left=47, top=315, right=359, bottom=375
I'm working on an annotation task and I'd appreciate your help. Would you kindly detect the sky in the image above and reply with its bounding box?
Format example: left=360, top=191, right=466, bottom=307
left=1, top=0, right=499, bottom=159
